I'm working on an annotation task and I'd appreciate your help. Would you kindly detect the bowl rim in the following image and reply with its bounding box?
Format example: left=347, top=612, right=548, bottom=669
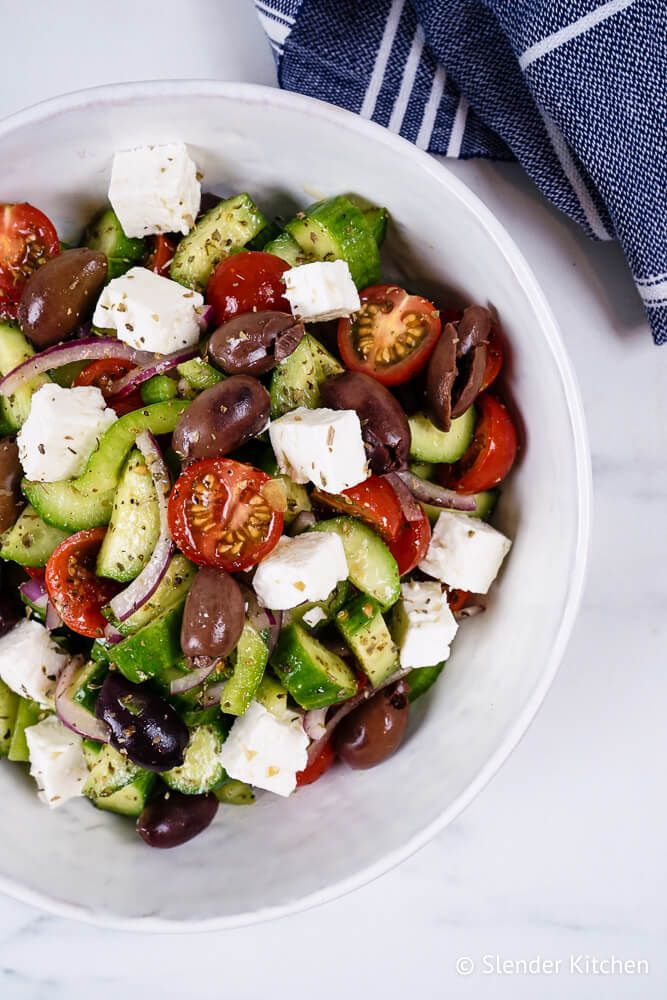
left=0, top=79, right=592, bottom=933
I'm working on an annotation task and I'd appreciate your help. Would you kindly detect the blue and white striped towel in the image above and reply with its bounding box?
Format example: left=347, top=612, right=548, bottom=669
left=254, top=0, right=667, bottom=344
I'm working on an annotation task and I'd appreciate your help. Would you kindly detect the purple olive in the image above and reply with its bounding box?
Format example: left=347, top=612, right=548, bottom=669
left=209, top=310, right=304, bottom=376
left=334, top=681, right=410, bottom=769
left=96, top=672, right=189, bottom=772
left=18, top=248, right=108, bottom=348
left=172, top=376, right=270, bottom=465
left=181, top=566, right=245, bottom=659
left=321, top=371, right=411, bottom=473
left=137, top=789, right=218, bottom=848
left=450, top=305, right=492, bottom=419
left=425, top=321, right=458, bottom=431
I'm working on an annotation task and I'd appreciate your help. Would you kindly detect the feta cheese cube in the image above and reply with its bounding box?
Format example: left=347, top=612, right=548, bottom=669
left=218, top=700, right=308, bottom=797
left=419, top=511, right=512, bottom=593
left=283, top=260, right=361, bottom=322
left=393, top=581, right=458, bottom=669
left=0, top=620, right=67, bottom=706
left=25, top=716, right=88, bottom=809
left=18, top=384, right=116, bottom=482
left=108, top=142, right=201, bottom=237
left=253, top=533, right=348, bottom=610
left=269, top=407, right=368, bottom=493
left=92, top=267, right=204, bottom=353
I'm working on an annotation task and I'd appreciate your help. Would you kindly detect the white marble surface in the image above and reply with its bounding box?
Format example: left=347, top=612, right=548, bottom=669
left=0, top=1, right=665, bottom=996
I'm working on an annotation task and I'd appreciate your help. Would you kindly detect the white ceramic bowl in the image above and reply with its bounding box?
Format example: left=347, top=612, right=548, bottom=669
left=0, top=81, right=591, bottom=930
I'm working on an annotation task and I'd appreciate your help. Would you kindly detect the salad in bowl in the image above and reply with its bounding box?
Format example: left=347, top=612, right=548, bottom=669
left=0, top=142, right=516, bottom=849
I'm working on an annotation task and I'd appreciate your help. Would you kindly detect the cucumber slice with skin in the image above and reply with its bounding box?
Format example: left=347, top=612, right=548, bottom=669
left=287, top=580, right=349, bottom=630
left=255, top=674, right=291, bottom=718
left=311, top=517, right=400, bottom=611
left=23, top=399, right=189, bottom=532
left=408, top=407, right=476, bottom=464
left=344, top=194, right=389, bottom=246
left=263, top=232, right=316, bottom=267
left=92, top=771, right=155, bottom=817
left=83, top=742, right=155, bottom=816
left=0, top=679, right=19, bottom=757
left=7, top=698, right=46, bottom=762
left=246, top=219, right=282, bottom=250
left=0, top=505, right=68, bottom=567
left=334, top=594, right=399, bottom=686
left=170, top=193, right=268, bottom=292
left=407, top=661, right=446, bottom=702
left=271, top=622, right=358, bottom=710
left=215, top=779, right=255, bottom=805
left=105, top=553, right=196, bottom=637
left=140, top=374, right=177, bottom=404
left=68, top=659, right=108, bottom=716
left=83, top=207, right=146, bottom=280
left=219, top=622, right=268, bottom=717
left=96, top=448, right=160, bottom=583
left=162, top=721, right=227, bottom=794
left=111, top=602, right=185, bottom=684
left=285, top=195, right=381, bottom=289
left=176, top=357, right=224, bottom=392
left=0, top=323, right=49, bottom=434
left=270, top=333, right=343, bottom=418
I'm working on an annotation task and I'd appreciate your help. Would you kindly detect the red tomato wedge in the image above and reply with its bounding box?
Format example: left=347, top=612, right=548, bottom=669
left=206, top=251, right=290, bottom=325
left=312, top=476, right=404, bottom=543
left=168, top=458, right=284, bottom=572
left=440, top=393, right=518, bottom=494
left=338, top=284, right=441, bottom=386
left=480, top=333, right=503, bottom=392
left=146, top=234, right=177, bottom=277
left=0, top=203, right=59, bottom=318
left=387, top=507, right=431, bottom=576
left=296, top=740, right=336, bottom=787
left=74, top=358, right=143, bottom=416
left=45, top=528, right=119, bottom=638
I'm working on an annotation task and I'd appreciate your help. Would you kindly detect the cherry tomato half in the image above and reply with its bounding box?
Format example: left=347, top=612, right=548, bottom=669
left=45, top=528, right=119, bottom=638
left=0, top=203, right=59, bottom=318
left=168, top=458, right=284, bottom=572
left=447, top=589, right=471, bottom=614
left=296, top=740, right=336, bottom=787
left=480, top=333, right=503, bottom=392
left=387, top=507, right=431, bottom=576
left=338, top=284, right=441, bottom=386
left=74, top=359, right=143, bottom=416
left=312, top=476, right=404, bottom=543
left=206, top=251, right=290, bottom=325
left=440, top=394, right=518, bottom=494
left=146, top=234, right=177, bottom=277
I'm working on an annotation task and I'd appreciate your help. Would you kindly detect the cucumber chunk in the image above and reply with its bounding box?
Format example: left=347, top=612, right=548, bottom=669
left=96, top=448, right=160, bottom=583
left=83, top=742, right=155, bottom=816
left=345, top=194, right=389, bottom=246
left=407, top=662, right=446, bottom=702
left=0, top=505, right=68, bottom=567
left=111, top=602, right=185, bottom=684
left=176, top=357, right=224, bottom=392
left=140, top=374, right=177, bottom=404
left=285, top=195, right=381, bottom=288
left=0, top=323, right=49, bottom=433
left=263, top=232, right=316, bottom=267
left=255, top=674, right=291, bottom=717
left=219, top=622, right=268, bottom=717
left=288, top=581, right=349, bottom=630
left=68, top=659, right=108, bottom=716
left=109, top=554, right=196, bottom=637
left=162, top=721, right=227, bottom=794
left=311, top=517, right=400, bottom=611
left=8, top=698, right=46, bottom=762
left=246, top=219, right=282, bottom=250
left=0, top=679, right=19, bottom=757
left=170, top=193, right=268, bottom=291
left=270, top=333, right=343, bottom=418
left=334, top=594, right=398, bottom=686
left=408, top=407, right=476, bottom=464
left=23, top=399, right=189, bottom=532
left=82, top=207, right=146, bottom=279
left=271, top=622, right=358, bottom=709
left=215, top=779, right=255, bottom=805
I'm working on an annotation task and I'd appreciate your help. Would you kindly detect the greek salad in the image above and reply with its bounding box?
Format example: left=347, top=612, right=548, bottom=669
left=0, top=143, right=517, bottom=848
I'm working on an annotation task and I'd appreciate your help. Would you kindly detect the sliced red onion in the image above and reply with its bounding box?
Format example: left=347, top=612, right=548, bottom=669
left=304, top=708, right=327, bottom=741
left=0, top=337, right=155, bottom=397
left=384, top=471, right=424, bottom=522
left=107, top=432, right=173, bottom=622
left=242, top=585, right=282, bottom=653
left=198, top=304, right=214, bottom=329
left=201, top=680, right=226, bottom=708
left=170, top=657, right=222, bottom=695
left=108, top=345, right=199, bottom=399
left=396, top=470, right=476, bottom=512
left=19, top=576, right=48, bottom=605
left=55, top=657, right=110, bottom=742
left=45, top=602, right=63, bottom=630
left=103, top=623, right=124, bottom=644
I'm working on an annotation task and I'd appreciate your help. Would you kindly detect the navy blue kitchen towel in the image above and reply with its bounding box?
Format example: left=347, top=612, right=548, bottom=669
left=254, top=0, right=667, bottom=343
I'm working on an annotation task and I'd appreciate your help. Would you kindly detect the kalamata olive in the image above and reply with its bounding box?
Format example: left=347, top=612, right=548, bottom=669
left=209, top=310, right=304, bottom=376
left=137, top=789, right=218, bottom=849
left=425, top=321, right=458, bottom=431
left=334, top=681, right=409, bottom=769
left=181, top=566, right=245, bottom=658
left=321, top=371, right=410, bottom=474
left=450, top=305, right=492, bottom=419
left=0, top=438, right=22, bottom=535
left=172, top=376, right=270, bottom=465
left=96, top=672, right=189, bottom=772
left=456, top=305, right=492, bottom=357
left=18, top=248, right=108, bottom=348
left=0, top=577, right=21, bottom=639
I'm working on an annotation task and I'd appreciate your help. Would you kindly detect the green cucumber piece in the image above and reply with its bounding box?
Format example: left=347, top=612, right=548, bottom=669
left=409, top=461, right=435, bottom=480
left=7, top=698, right=46, bottom=762
left=176, top=357, right=224, bottom=391
left=109, top=554, right=196, bottom=636
left=162, top=721, right=227, bottom=794
left=219, top=622, right=268, bottom=717
left=0, top=323, right=49, bottom=433
left=92, top=772, right=155, bottom=817
left=263, top=232, right=316, bottom=267
left=407, top=662, right=446, bottom=702
left=285, top=195, right=381, bottom=288
left=140, top=374, right=177, bottom=404
left=0, top=679, right=19, bottom=757
left=288, top=580, right=349, bottom=630
left=215, top=779, right=255, bottom=805
left=47, top=360, right=89, bottom=388
left=334, top=594, right=398, bottom=686
left=270, top=333, right=343, bottom=418
left=0, top=505, right=68, bottom=567
left=23, top=399, right=189, bottom=532
left=83, top=743, right=155, bottom=816
left=271, top=622, right=357, bottom=709
left=83, top=207, right=146, bottom=279
left=255, top=674, right=290, bottom=717
left=246, top=219, right=282, bottom=250
left=96, top=448, right=159, bottom=583
left=68, top=659, right=108, bottom=716
left=408, top=407, right=476, bottom=464
left=422, top=489, right=498, bottom=525
left=111, top=602, right=185, bottom=684
left=345, top=194, right=389, bottom=246
left=311, top=517, right=400, bottom=611
left=170, top=193, right=267, bottom=291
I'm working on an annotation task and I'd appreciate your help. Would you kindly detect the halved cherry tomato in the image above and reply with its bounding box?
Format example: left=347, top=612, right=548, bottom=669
left=480, top=333, right=503, bottom=392
left=447, top=588, right=471, bottom=614
left=168, top=458, right=283, bottom=572
left=440, top=393, right=518, bottom=494
left=74, top=358, right=143, bottom=416
left=312, top=476, right=404, bottom=543
left=206, top=251, right=290, bottom=325
left=24, top=567, right=45, bottom=580
left=296, top=740, right=336, bottom=787
left=0, top=203, right=59, bottom=318
left=45, top=528, right=119, bottom=638
left=337, top=284, right=441, bottom=386
left=387, top=507, right=431, bottom=576
left=146, top=234, right=177, bottom=277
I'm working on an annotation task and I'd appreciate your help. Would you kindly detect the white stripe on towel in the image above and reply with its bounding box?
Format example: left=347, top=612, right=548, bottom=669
left=257, top=10, right=292, bottom=46
left=360, top=0, right=406, bottom=119
left=446, top=96, right=469, bottom=157
left=416, top=65, right=446, bottom=150
left=519, top=0, right=636, bottom=70
left=389, top=25, right=425, bottom=133
left=255, top=0, right=295, bottom=25
left=637, top=278, right=667, bottom=304
left=636, top=271, right=667, bottom=286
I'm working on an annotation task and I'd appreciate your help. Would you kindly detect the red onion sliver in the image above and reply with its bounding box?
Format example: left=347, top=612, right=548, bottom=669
left=242, top=585, right=282, bottom=654
left=170, top=657, right=223, bottom=695
left=19, top=577, right=48, bottom=605
left=304, top=708, right=327, bottom=741
left=198, top=304, right=214, bottom=329
left=107, top=432, right=173, bottom=623
left=108, top=346, right=199, bottom=399
left=103, top=623, right=124, bottom=644
left=55, top=657, right=110, bottom=742
left=396, top=470, right=476, bottom=512
left=383, top=471, right=424, bottom=522
left=201, top=680, right=226, bottom=708
left=45, top=602, right=63, bottom=631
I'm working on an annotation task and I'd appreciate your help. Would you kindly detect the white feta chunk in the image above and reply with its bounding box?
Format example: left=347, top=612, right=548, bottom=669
left=18, top=384, right=116, bottom=483
left=269, top=407, right=368, bottom=493
left=302, top=606, right=328, bottom=628
left=218, top=700, right=308, bottom=797
left=283, top=260, right=360, bottom=322
left=92, top=267, right=204, bottom=353
left=0, top=620, right=67, bottom=706
left=108, top=142, right=201, bottom=237
left=253, top=532, right=348, bottom=610
left=419, top=511, right=512, bottom=593
left=25, top=716, right=88, bottom=809
left=394, top=581, right=458, bottom=669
